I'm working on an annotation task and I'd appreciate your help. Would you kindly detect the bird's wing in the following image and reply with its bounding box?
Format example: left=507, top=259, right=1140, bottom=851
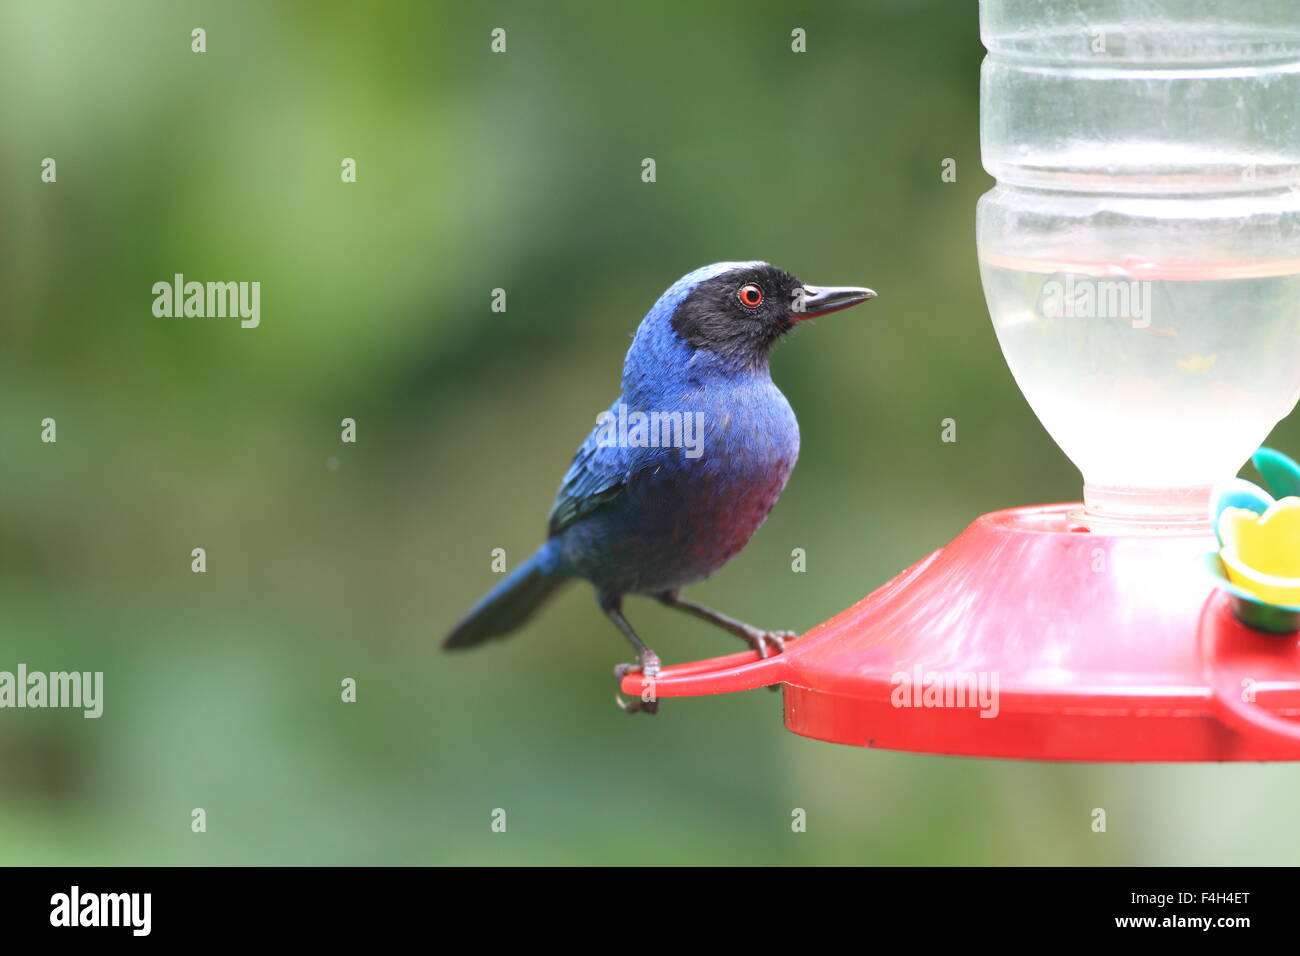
left=547, top=427, right=633, bottom=537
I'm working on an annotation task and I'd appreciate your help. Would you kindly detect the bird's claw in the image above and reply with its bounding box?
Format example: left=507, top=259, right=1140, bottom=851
left=743, top=629, right=795, bottom=692
left=614, top=653, right=661, bottom=715
left=745, top=629, right=794, bottom=659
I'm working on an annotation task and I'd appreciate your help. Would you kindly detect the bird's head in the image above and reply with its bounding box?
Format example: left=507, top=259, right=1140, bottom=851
left=665, top=261, right=876, bottom=368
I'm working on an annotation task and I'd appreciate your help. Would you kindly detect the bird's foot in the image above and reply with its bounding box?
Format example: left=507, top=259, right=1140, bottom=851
left=614, top=652, right=661, bottom=715
left=742, top=629, right=795, bottom=693
left=743, top=628, right=795, bottom=659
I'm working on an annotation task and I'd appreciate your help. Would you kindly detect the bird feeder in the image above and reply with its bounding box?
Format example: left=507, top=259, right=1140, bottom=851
left=621, top=0, right=1300, bottom=760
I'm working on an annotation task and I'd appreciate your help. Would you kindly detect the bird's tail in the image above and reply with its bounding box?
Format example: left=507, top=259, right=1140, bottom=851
left=443, top=542, right=570, bottom=649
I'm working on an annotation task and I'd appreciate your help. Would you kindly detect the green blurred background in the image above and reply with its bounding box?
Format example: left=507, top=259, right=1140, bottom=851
left=3, top=0, right=1299, bottom=865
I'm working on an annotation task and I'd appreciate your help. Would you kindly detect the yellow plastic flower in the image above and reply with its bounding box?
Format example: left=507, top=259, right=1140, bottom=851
left=1218, top=498, right=1300, bottom=606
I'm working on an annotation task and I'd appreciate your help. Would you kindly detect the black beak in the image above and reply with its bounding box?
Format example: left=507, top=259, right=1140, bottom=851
left=793, top=284, right=877, bottom=321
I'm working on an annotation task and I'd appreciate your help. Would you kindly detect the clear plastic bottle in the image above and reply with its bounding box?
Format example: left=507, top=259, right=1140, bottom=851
left=977, top=0, right=1300, bottom=530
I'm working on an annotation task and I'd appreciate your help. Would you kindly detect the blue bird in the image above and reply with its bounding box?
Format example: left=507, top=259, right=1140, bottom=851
left=444, top=262, right=876, bottom=713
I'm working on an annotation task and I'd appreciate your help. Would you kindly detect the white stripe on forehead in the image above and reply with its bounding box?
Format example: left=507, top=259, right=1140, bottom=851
left=653, top=261, right=769, bottom=317
left=681, top=260, right=768, bottom=286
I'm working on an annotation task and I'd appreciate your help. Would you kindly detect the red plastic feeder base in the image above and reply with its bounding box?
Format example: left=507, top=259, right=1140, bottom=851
left=622, top=504, right=1300, bottom=761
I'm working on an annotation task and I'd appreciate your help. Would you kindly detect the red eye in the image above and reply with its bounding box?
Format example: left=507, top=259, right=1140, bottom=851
left=738, top=284, right=763, bottom=308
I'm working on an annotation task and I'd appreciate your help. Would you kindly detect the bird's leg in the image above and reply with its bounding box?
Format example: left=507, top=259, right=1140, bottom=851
left=601, top=595, right=660, bottom=715
left=657, top=590, right=793, bottom=692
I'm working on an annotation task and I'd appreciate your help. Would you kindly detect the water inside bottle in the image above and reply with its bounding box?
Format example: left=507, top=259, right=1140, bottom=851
left=980, top=253, right=1300, bottom=524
